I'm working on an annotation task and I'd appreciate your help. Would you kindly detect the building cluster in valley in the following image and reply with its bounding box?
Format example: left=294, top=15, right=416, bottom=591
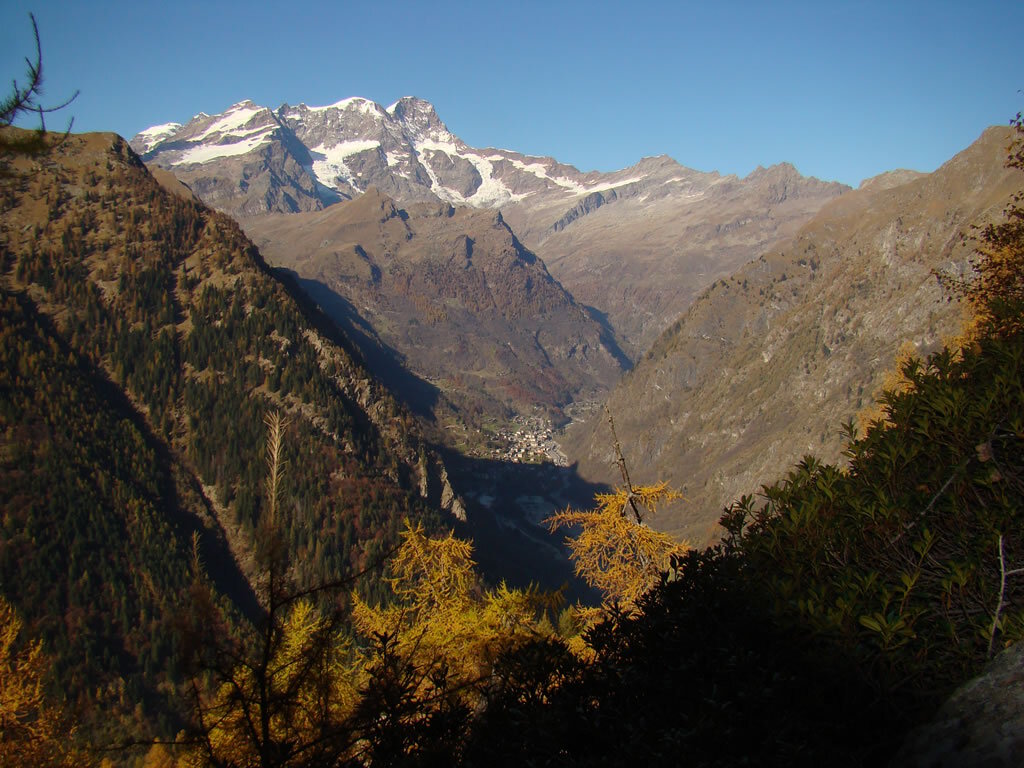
left=490, top=416, right=568, bottom=466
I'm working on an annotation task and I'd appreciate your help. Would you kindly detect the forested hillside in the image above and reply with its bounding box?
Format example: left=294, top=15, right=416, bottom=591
left=0, top=128, right=454, bottom=742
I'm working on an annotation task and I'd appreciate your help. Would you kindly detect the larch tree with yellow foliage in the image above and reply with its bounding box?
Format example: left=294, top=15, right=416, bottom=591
left=0, top=596, right=91, bottom=767
left=546, top=410, right=687, bottom=629
left=183, top=412, right=363, bottom=768
left=183, top=413, right=561, bottom=767
left=351, top=521, right=559, bottom=702
left=348, top=520, right=561, bottom=765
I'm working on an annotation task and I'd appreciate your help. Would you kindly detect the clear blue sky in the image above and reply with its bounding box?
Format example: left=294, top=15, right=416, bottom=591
left=1, top=0, right=1020, bottom=186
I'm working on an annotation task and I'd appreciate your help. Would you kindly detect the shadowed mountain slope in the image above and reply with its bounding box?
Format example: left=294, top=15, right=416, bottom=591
left=0, top=128, right=461, bottom=734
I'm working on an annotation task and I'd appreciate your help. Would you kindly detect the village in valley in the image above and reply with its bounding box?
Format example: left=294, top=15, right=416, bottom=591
left=489, top=415, right=569, bottom=466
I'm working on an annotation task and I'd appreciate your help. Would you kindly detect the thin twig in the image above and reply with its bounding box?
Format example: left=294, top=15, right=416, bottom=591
left=606, top=407, right=643, bottom=523
left=988, top=533, right=1021, bottom=658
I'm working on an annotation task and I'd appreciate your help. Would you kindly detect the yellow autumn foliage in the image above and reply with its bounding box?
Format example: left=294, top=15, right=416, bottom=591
left=193, top=599, right=359, bottom=767
left=855, top=340, right=922, bottom=434
left=351, top=520, right=557, bottom=696
left=546, top=482, right=687, bottom=630
left=0, top=596, right=90, bottom=766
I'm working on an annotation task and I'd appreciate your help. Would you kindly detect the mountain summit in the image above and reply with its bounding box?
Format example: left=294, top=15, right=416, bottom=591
left=133, top=95, right=646, bottom=214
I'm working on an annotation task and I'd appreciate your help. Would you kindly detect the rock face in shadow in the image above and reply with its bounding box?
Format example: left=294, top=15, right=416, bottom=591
left=564, top=127, right=1023, bottom=544
left=893, top=643, right=1024, bottom=768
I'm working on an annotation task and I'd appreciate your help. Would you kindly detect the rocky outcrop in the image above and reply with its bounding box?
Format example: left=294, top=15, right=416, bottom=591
left=893, top=644, right=1024, bottom=767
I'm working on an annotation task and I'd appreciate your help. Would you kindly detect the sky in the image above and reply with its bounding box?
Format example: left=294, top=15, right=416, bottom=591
left=1, top=0, right=1021, bottom=187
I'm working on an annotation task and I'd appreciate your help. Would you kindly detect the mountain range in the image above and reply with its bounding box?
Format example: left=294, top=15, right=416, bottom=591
left=4, top=81, right=1023, bottom=762
left=132, top=97, right=847, bottom=428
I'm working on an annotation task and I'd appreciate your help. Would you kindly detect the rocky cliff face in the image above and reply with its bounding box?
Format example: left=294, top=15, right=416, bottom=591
left=894, top=643, right=1024, bottom=767
left=564, top=127, right=1023, bottom=544
left=132, top=101, right=326, bottom=215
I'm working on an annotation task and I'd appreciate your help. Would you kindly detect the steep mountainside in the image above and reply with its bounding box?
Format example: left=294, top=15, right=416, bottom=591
left=243, top=188, right=627, bottom=430
left=133, top=97, right=846, bottom=353
left=133, top=101, right=325, bottom=216
left=0, top=129, right=459, bottom=731
left=0, top=286, right=219, bottom=739
left=565, top=126, right=1024, bottom=544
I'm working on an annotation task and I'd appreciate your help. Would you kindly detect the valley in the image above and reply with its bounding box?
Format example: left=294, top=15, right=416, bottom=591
left=131, top=96, right=849, bottom=461
left=3, top=0, right=1024, bottom=758
left=130, top=96, right=1022, bottom=549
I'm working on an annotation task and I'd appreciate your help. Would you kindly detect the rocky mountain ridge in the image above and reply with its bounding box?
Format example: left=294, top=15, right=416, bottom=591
left=132, top=96, right=680, bottom=215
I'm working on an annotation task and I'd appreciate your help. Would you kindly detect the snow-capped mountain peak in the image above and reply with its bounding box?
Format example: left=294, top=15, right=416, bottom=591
left=306, top=96, right=382, bottom=115
left=135, top=100, right=281, bottom=168
left=133, top=121, right=182, bottom=154
left=389, top=96, right=452, bottom=143
left=129, top=95, right=755, bottom=217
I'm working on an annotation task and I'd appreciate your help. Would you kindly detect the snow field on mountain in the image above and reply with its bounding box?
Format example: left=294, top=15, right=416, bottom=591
left=178, top=125, right=276, bottom=164
left=134, top=122, right=182, bottom=153
left=308, top=140, right=383, bottom=189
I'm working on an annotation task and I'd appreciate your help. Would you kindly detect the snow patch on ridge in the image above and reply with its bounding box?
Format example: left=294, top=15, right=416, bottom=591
left=414, top=140, right=526, bottom=206
left=308, top=140, right=382, bottom=190
left=195, top=103, right=267, bottom=141
left=481, top=153, right=649, bottom=198
left=307, top=97, right=382, bottom=117
left=576, top=176, right=648, bottom=196
left=163, top=101, right=279, bottom=164
left=177, top=126, right=276, bottom=164
left=494, top=155, right=591, bottom=193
